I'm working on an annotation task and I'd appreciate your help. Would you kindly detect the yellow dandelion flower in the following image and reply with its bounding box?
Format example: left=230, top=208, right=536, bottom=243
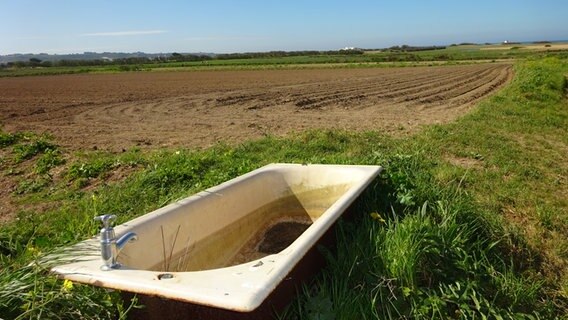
left=26, top=245, right=40, bottom=256
left=370, top=212, right=386, bottom=224
left=62, top=279, right=74, bottom=292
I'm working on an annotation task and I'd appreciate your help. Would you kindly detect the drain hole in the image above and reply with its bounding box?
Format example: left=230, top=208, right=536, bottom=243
left=258, top=221, right=311, bottom=254
left=158, top=273, right=174, bottom=280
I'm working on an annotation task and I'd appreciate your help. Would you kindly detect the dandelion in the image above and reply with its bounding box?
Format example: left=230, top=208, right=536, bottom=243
left=61, top=279, right=74, bottom=293
left=26, top=245, right=40, bottom=256
left=370, top=212, right=386, bottom=224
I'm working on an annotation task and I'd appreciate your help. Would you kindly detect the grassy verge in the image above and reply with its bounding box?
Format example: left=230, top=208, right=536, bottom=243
left=0, top=57, right=567, bottom=318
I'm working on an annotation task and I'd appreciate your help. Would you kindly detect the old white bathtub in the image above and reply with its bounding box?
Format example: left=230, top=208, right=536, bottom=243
left=52, top=163, right=382, bottom=314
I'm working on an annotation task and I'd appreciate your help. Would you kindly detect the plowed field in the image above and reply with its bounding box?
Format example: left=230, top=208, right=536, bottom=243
left=0, top=63, right=512, bottom=151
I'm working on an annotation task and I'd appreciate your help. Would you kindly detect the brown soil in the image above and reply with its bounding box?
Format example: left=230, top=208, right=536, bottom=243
left=258, top=221, right=312, bottom=254
left=0, top=63, right=512, bottom=152
left=228, top=216, right=314, bottom=266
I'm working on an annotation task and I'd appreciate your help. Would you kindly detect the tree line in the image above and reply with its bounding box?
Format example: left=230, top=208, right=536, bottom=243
left=0, top=49, right=365, bottom=69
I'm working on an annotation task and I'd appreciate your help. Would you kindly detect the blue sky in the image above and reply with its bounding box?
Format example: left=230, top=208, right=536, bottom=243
left=1, top=0, right=567, bottom=54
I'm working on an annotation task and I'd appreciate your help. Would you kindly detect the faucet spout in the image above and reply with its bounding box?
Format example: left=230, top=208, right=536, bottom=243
left=116, top=232, right=138, bottom=252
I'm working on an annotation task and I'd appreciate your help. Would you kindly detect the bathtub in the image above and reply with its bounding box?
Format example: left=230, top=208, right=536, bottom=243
left=52, top=163, right=382, bottom=317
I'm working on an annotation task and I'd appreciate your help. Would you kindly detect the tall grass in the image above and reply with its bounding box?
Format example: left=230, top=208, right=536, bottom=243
left=1, top=57, right=567, bottom=318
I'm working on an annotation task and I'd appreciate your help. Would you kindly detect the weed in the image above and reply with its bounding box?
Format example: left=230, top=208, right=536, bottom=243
left=67, top=149, right=146, bottom=183
left=68, top=160, right=113, bottom=180
left=14, top=178, right=50, bottom=195
left=35, top=149, right=65, bottom=175
left=13, top=137, right=57, bottom=162
left=0, top=131, right=22, bottom=148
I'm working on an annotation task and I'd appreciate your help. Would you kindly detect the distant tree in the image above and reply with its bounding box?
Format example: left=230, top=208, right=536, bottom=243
left=170, top=52, right=184, bottom=61
left=28, top=58, right=42, bottom=67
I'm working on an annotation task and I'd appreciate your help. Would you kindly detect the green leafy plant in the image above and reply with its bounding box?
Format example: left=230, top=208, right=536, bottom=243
left=35, top=149, right=65, bottom=175
left=13, top=137, right=57, bottom=162
left=0, top=131, right=22, bottom=148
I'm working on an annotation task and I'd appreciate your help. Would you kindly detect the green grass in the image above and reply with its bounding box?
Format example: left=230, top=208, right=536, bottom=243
left=3, top=45, right=568, bottom=77
left=0, top=56, right=418, bottom=77
left=1, top=57, right=567, bottom=318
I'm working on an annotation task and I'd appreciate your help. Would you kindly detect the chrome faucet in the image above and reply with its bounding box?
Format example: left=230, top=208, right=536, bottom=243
left=95, top=214, right=138, bottom=271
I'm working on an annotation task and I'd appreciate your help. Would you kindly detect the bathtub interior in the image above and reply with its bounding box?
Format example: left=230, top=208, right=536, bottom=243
left=116, top=165, right=368, bottom=272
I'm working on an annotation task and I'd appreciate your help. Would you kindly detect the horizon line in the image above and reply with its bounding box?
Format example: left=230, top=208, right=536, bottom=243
left=2, top=39, right=567, bottom=57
